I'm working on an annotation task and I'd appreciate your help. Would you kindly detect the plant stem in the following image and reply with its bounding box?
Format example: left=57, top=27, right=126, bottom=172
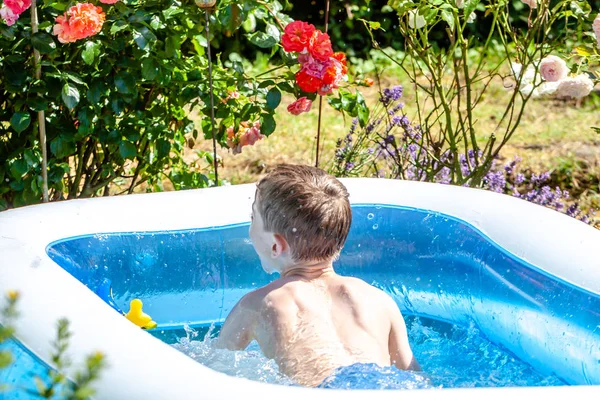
left=205, top=8, right=219, bottom=186
left=315, top=0, right=331, bottom=168
left=30, top=0, right=48, bottom=202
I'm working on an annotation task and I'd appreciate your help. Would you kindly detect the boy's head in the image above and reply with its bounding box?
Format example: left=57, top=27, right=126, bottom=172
left=250, top=164, right=352, bottom=274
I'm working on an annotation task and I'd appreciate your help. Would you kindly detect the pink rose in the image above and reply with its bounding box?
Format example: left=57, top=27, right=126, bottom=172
left=593, top=14, right=600, bottom=50
left=287, top=97, right=313, bottom=115
left=53, top=3, right=105, bottom=44
left=539, top=55, right=568, bottom=82
left=556, top=74, right=594, bottom=99
left=4, top=0, right=30, bottom=15
left=521, top=0, right=536, bottom=8
left=227, top=121, right=264, bottom=154
left=0, top=5, right=18, bottom=25
left=301, top=57, right=330, bottom=79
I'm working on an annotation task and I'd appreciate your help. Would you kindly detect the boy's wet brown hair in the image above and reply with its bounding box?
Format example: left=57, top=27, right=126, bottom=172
left=256, top=164, right=352, bottom=262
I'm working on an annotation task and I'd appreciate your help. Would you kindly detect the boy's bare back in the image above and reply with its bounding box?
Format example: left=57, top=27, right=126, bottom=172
left=214, top=165, right=418, bottom=386
left=218, top=272, right=417, bottom=386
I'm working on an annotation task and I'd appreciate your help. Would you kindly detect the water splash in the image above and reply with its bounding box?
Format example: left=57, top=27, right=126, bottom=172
left=170, top=325, right=294, bottom=386
left=167, top=318, right=563, bottom=388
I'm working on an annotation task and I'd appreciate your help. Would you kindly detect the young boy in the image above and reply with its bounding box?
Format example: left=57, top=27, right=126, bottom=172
left=216, top=165, right=420, bottom=387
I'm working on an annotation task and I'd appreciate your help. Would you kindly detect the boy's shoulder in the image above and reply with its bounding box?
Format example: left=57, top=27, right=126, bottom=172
left=336, top=275, right=396, bottom=304
left=236, top=279, right=291, bottom=311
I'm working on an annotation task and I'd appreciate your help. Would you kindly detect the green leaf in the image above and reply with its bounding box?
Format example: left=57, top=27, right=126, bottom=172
left=141, top=58, right=159, bottom=81
left=265, top=23, right=281, bottom=42
left=246, top=31, right=278, bottom=48
left=110, top=21, right=128, bottom=34
left=369, top=21, right=381, bottom=30
left=82, top=41, right=100, bottom=65
left=24, top=149, right=39, bottom=167
left=261, top=113, right=276, bottom=136
left=10, top=112, right=31, bottom=133
left=10, top=159, right=28, bottom=179
left=0, top=351, right=13, bottom=369
left=28, top=97, right=48, bottom=112
left=114, top=72, right=137, bottom=95
left=162, top=6, right=183, bottom=20
left=31, top=32, right=56, bottom=54
left=156, top=138, right=170, bottom=159
left=355, top=91, right=369, bottom=127
left=165, top=35, right=181, bottom=58
left=50, top=136, right=76, bottom=158
left=133, top=27, right=157, bottom=51
left=441, top=10, right=454, bottom=32
left=243, top=13, right=257, bottom=32
left=266, top=87, right=281, bottom=110
left=0, top=26, right=15, bottom=40
left=87, top=80, right=106, bottom=104
left=119, top=141, right=137, bottom=160
left=65, top=73, right=86, bottom=86
left=464, top=0, right=480, bottom=17
left=73, top=386, right=96, bottom=399
left=575, top=46, right=591, bottom=57
left=220, top=4, right=244, bottom=32
left=61, top=83, right=80, bottom=110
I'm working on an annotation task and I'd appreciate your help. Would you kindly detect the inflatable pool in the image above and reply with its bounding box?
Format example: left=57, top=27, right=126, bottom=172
left=1, top=179, right=599, bottom=399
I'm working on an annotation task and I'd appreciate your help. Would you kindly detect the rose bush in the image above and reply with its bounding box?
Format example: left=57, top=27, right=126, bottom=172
left=0, top=0, right=302, bottom=208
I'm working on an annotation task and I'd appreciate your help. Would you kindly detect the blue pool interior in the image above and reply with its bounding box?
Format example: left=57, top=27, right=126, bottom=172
left=2, top=204, right=600, bottom=394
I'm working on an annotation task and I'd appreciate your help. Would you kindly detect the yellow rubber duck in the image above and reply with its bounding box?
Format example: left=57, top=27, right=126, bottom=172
left=125, top=299, right=157, bottom=330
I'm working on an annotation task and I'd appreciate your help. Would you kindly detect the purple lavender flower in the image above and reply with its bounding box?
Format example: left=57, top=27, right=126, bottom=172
left=380, top=86, right=404, bottom=105
left=515, top=173, right=525, bottom=185
left=345, top=162, right=355, bottom=171
left=484, top=171, right=506, bottom=193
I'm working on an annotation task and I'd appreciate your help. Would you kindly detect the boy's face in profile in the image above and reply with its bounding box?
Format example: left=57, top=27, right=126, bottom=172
left=249, top=196, right=278, bottom=275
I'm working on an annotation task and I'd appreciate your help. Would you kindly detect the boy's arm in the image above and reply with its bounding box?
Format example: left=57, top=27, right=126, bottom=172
left=215, top=293, right=256, bottom=350
left=387, top=297, right=421, bottom=371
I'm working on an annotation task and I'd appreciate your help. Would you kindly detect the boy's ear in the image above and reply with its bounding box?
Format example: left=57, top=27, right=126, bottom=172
left=271, top=233, right=289, bottom=258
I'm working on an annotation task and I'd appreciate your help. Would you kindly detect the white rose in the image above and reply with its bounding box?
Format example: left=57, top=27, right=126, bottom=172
left=538, top=81, right=560, bottom=96
left=521, top=0, right=537, bottom=9
left=539, top=55, right=569, bottom=82
left=556, top=74, right=595, bottom=99
left=456, top=0, right=465, bottom=9
left=593, top=14, right=600, bottom=50
left=408, top=10, right=426, bottom=29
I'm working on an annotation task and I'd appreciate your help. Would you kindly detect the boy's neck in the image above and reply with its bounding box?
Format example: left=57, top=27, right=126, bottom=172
left=280, top=260, right=335, bottom=280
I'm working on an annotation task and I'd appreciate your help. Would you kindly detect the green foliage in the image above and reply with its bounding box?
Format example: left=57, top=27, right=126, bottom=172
left=0, top=0, right=296, bottom=209
left=0, top=293, right=106, bottom=399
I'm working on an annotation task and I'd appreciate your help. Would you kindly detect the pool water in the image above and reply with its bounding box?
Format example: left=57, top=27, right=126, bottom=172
left=46, top=205, right=600, bottom=387
left=153, top=316, right=564, bottom=389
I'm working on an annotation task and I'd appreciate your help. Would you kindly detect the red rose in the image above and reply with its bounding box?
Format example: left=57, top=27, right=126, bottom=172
left=332, top=52, right=348, bottom=75
left=332, top=52, right=346, bottom=66
left=296, top=70, right=322, bottom=93
left=308, top=30, right=333, bottom=61
left=281, top=21, right=315, bottom=52
left=321, top=64, right=338, bottom=85
left=287, top=97, right=313, bottom=115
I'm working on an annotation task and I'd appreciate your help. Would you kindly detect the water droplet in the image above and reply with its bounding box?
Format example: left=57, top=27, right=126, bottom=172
left=372, top=224, right=379, bottom=230
left=367, top=213, right=375, bottom=220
